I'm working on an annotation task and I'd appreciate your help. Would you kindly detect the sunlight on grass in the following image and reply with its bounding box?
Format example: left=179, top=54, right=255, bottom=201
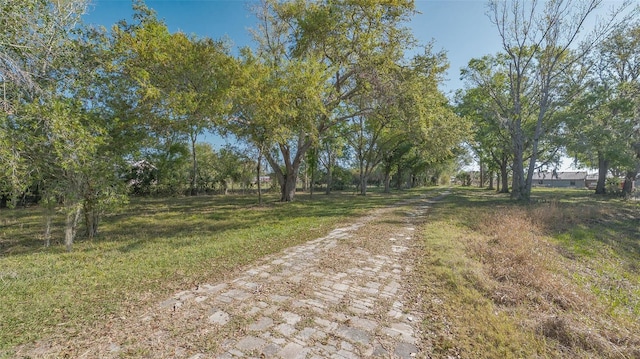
left=0, top=190, right=421, bottom=353
left=417, top=187, right=640, bottom=358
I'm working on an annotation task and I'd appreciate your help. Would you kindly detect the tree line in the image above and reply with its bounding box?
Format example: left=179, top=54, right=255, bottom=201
left=0, top=0, right=466, bottom=251
left=457, top=0, right=640, bottom=200
left=3, top=0, right=638, bottom=251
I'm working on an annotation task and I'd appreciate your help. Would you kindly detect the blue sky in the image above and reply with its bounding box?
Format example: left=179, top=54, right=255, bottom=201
left=82, top=0, right=626, bottom=170
left=82, top=0, right=502, bottom=96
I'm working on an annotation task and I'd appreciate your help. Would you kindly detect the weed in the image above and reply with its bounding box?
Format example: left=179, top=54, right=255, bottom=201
left=417, top=188, right=640, bottom=358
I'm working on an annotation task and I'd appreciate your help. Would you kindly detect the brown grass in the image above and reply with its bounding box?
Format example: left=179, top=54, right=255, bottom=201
left=470, top=208, right=586, bottom=310
left=416, top=188, right=640, bottom=358
left=467, top=205, right=640, bottom=358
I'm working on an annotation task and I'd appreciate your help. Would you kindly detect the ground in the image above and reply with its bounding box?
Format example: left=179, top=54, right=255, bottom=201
left=15, top=192, right=449, bottom=358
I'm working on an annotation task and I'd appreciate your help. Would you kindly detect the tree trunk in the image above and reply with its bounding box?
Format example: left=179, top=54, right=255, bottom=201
left=257, top=149, right=262, bottom=205
left=264, top=135, right=312, bottom=202
left=359, top=174, right=368, bottom=196
left=325, top=164, right=333, bottom=195
left=310, top=166, right=315, bottom=198
left=383, top=167, right=391, bottom=193
left=596, top=153, right=608, bottom=195
left=83, top=202, right=99, bottom=239
left=282, top=149, right=308, bottom=202
left=303, top=167, right=309, bottom=192
left=190, top=133, right=198, bottom=196
left=500, top=162, right=509, bottom=194
left=511, top=122, right=526, bottom=200
left=396, top=163, right=403, bottom=190
left=359, top=157, right=367, bottom=196
left=44, top=209, right=53, bottom=247
left=524, top=110, right=545, bottom=200
left=488, top=171, right=495, bottom=190
left=479, top=159, right=484, bottom=188
left=64, top=205, right=82, bottom=252
left=281, top=172, right=298, bottom=201
left=622, top=170, right=636, bottom=198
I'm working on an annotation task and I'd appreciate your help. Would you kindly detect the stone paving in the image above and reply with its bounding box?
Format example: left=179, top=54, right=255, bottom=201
left=24, top=192, right=447, bottom=358
left=157, top=194, right=445, bottom=359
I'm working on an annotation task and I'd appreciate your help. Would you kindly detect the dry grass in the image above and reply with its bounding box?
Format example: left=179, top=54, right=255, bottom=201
left=417, top=188, right=640, bottom=358
left=470, top=208, right=587, bottom=310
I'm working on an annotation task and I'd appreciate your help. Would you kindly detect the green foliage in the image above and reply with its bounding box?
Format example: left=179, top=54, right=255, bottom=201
left=229, top=0, right=419, bottom=201
left=0, top=0, right=132, bottom=249
left=562, top=21, right=640, bottom=196
left=0, top=0, right=88, bottom=90
left=113, top=5, right=234, bottom=195
left=476, top=0, right=636, bottom=200
left=1, top=0, right=89, bottom=205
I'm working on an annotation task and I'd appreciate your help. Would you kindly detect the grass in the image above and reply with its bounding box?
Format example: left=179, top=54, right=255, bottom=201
left=417, top=187, right=640, bottom=358
left=0, top=189, right=419, bottom=355
left=3, top=186, right=638, bottom=358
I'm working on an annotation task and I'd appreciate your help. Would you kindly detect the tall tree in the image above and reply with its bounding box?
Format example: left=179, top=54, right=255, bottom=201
left=318, top=129, right=347, bottom=195
left=601, top=22, right=640, bottom=197
left=0, top=0, right=89, bottom=207
left=487, top=0, right=634, bottom=200
left=0, top=0, right=131, bottom=250
left=113, top=4, right=234, bottom=196
left=564, top=21, right=640, bottom=195
left=458, top=62, right=514, bottom=193
left=230, top=0, right=416, bottom=202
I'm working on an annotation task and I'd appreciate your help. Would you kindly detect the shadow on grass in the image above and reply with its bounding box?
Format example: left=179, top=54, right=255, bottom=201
left=0, top=189, right=426, bottom=257
left=438, top=187, right=639, bottom=266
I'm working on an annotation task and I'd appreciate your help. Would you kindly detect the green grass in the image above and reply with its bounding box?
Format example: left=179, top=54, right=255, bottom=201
left=3, top=186, right=638, bottom=357
left=0, top=189, right=421, bottom=354
left=416, top=187, right=640, bottom=358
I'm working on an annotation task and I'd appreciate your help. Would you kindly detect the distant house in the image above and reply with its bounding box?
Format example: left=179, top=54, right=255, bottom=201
left=531, top=171, right=588, bottom=188
left=253, top=176, right=272, bottom=185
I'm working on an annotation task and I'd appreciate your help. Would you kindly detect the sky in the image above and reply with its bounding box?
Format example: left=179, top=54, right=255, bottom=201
left=81, top=0, right=629, bottom=171
left=82, top=0, right=502, bottom=96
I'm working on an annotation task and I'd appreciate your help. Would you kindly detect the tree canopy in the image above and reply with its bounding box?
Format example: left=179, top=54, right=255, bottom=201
left=3, top=0, right=639, bottom=252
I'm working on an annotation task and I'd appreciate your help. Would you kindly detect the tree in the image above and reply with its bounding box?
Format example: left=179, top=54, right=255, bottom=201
left=400, top=51, right=469, bottom=188
left=344, top=46, right=465, bottom=195
left=34, top=98, right=126, bottom=250
left=229, top=0, right=416, bottom=202
left=193, top=143, right=220, bottom=194
left=1, top=0, right=132, bottom=249
left=457, top=67, right=513, bottom=193
left=113, top=4, right=234, bottom=196
left=564, top=21, right=640, bottom=195
left=0, top=0, right=89, bottom=207
left=600, top=22, right=640, bottom=197
left=145, top=139, right=190, bottom=195
left=318, top=129, right=347, bottom=194
left=0, top=0, right=88, bottom=90
left=486, top=0, right=634, bottom=200
left=563, top=81, right=635, bottom=194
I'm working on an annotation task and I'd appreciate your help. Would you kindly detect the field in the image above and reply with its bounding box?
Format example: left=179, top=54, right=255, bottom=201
left=1, top=187, right=639, bottom=358
left=0, top=190, right=416, bottom=355
left=417, top=187, right=640, bottom=358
